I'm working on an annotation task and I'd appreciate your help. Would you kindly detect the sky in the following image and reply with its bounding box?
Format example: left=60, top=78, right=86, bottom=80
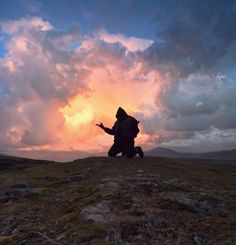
left=0, top=0, right=236, bottom=160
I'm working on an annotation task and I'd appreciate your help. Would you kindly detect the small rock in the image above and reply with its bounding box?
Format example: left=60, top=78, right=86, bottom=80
left=80, top=200, right=111, bottom=224
left=106, top=228, right=124, bottom=245
left=1, top=184, right=43, bottom=203
left=192, top=233, right=203, bottom=244
left=4, top=190, right=22, bottom=199
left=18, top=240, right=28, bottom=245
left=98, top=179, right=123, bottom=192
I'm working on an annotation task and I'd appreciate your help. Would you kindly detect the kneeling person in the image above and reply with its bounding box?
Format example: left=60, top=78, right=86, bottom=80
left=96, top=107, right=144, bottom=158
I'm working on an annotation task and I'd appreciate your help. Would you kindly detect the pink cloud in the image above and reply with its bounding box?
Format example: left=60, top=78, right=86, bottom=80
left=1, top=17, right=52, bottom=34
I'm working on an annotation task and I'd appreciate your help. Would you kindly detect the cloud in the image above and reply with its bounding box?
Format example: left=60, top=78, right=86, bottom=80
left=164, top=127, right=236, bottom=152
left=1, top=17, right=52, bottom=33
left=142, top=0, right=236, bottom=77
left=138, top=74, right=236, bottom=146
left=97, top=30, right=153, bottom=52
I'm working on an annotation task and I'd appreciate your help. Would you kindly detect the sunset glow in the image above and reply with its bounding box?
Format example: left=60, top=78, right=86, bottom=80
left=57, top=65, right=160, bottom=151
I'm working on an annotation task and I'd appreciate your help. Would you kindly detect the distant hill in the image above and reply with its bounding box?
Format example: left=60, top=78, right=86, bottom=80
left=1, top=150, right=91, bottom=162
left=147, top=147, right=179, bottom=157
left=199, top=149, right=236, bottom=159
left=0, top=154, right=54, bottom=170
left=146, top=147, right=236, bottom=159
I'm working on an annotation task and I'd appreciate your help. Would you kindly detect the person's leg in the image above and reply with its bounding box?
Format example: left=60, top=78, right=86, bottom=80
left=121, top=151, right=126, bottom=157
left=123, top=140, right=144, bottom=158
left=135, top=146, right=144, bottom=158
left=108, top=142, right=122, bottom=157
left=123, top=140, right=137, bottom=158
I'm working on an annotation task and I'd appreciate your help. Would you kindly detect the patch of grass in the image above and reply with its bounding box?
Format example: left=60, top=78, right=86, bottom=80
left=26, top=188, right=55, bottom=204
left=74, top=195, right=103, bottom=222
left=70, top=223, right=106, bottom=235
left=57, top=212, right=76, bottom=224
left=0, top=235, right=13, bottom=243
left=74, top=192, right=105, bottom=214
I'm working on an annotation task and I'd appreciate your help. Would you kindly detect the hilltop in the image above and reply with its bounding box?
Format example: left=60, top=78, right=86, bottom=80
left=0, top=156, right=235, bottom=244
left=0, top=154, right=54, bottom=171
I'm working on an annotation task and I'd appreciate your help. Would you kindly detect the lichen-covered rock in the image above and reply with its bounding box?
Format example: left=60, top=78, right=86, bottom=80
left=0, top=182, right=43, bottom=203
left=160, top=192, right=224, bottom=215
left=98, top=179, right=123, bottom=192
left=80, top=200, right=111, bottom=224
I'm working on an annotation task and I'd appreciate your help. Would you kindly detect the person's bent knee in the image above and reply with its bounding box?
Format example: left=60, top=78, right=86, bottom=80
left=108, top=151, right=116, bottom=157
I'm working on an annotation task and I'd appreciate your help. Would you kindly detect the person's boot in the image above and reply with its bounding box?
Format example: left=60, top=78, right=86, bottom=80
left=135, top=146, right=144, bottom=158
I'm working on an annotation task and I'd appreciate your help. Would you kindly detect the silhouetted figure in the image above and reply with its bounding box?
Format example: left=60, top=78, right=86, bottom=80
left=96, top=107, right=144, bottom=158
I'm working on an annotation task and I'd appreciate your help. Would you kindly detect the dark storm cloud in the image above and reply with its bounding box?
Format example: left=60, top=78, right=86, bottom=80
left=143, top=0, right=236, bottom=77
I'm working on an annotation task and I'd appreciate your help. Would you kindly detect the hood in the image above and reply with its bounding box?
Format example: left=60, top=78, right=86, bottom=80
left=116, top=107, right=128, bottom=120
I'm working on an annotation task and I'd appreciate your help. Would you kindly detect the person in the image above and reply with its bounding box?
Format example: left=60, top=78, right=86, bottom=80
left=96, top=107, right=144, bottom=158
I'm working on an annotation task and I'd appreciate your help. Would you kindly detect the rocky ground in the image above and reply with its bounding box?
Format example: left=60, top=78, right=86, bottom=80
left=0, top=157, right=235, bottom=244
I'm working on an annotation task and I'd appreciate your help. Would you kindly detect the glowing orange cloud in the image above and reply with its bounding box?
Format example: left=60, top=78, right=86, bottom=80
left=57, top=66, right=161, bottom=152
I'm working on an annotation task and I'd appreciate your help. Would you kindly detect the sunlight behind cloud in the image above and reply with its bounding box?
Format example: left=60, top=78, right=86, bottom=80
left=60, top=97, right=94, bottom=130
left=57, top=64, right=159, bottom=151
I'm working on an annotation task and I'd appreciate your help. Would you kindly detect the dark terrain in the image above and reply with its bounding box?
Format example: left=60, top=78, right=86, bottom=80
left=0, top=156, right=235, bottom=244
left=0, top=154, right=53, bottom=171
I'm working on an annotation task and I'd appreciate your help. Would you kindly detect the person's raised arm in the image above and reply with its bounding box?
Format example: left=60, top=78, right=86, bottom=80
left=96, top=123, right=115, bottom=135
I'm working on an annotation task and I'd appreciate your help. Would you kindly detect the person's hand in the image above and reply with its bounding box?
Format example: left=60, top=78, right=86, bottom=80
left=96, top=123, right=105, bottom=129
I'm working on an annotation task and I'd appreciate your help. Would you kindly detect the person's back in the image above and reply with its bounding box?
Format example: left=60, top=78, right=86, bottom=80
left=121, top=115, right=140, bottom=139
